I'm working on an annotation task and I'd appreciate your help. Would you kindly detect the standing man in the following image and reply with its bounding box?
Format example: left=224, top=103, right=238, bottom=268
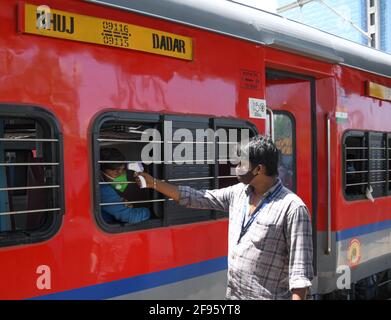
left=135, top=136, right=313, bottom=300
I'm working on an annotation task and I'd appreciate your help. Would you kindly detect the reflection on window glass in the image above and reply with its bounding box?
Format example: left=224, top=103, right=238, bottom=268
left=274, top=113, right=295, bottom=191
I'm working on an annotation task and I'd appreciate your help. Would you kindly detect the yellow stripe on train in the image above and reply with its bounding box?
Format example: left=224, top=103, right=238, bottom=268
left=21, top=3, right=193, bottom=61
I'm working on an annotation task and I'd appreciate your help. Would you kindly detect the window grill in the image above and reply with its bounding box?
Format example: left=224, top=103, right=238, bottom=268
left=344, top=131, right=390, bottom=200
left=93, top=113, right=256, bottom=232
left=0, top=108, right=63, bottom=247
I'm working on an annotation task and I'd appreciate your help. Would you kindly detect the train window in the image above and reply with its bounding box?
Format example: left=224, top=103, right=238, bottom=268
left=343, top=131, right=390, bottom=200
left=92, top=112, right=257, bottom=232
left=93, top=113, right=163, bottom=232
left=369, top=132, right=387, bottom=198
left=344, top=131, right=369, bottom=199
left=0, top=107, right=63, bottom=247
left=273, top=112, right=296, bottom=192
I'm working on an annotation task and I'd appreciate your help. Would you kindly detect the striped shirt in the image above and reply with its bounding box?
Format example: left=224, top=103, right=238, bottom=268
left=178, top=179, right=313, bottom=300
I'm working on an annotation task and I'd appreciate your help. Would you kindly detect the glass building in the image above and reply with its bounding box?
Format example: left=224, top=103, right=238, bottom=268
left=276, top=0, right=391, bottom=53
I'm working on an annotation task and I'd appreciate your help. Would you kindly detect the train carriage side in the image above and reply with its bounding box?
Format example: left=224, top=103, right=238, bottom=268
left=0, top=0, right=391, bottom=300
left=0, top=0, right=267, bottom=299
left=320, top=65, right=391, bottom=299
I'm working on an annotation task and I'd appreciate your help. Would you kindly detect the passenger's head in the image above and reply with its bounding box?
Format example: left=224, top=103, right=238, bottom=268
left=100, top=148, right=126, bottom=179
left=236, top=136, right=279, bottom=184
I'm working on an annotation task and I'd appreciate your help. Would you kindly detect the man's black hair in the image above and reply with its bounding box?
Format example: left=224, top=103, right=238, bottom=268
left=100, top=148, right=125, bottom=171
left=240, top=136, right=279, bottom=176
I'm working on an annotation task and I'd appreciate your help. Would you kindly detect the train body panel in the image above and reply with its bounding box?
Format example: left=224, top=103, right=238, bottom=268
left=0, top=0, right=390, bottom=299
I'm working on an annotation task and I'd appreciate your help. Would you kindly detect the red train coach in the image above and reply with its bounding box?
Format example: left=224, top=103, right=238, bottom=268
left=0, top=0, right=391, bottom=299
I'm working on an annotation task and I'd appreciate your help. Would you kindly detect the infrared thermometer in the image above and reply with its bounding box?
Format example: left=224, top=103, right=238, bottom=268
left=127, top=162, right=147, bottom=188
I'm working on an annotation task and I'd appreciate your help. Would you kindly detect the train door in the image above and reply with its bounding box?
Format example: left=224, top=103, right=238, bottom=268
left=265, top=70, right=316, bottom=259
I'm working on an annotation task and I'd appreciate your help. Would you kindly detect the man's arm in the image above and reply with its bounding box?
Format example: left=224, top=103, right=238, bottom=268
left=135, top=172, right=234, bottom=212
left=285, top=205, right=314, bottom=300
left=101, top=185, right=151, bottom=223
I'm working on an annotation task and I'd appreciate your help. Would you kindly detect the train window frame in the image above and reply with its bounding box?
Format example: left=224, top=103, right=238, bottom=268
left=91, top=111, right=257, bottom=234
left=0, top=105, right=64, bottom=248
left=273, top=111, right=297, bottom=193
left=342, top=130, right=390, bottom=201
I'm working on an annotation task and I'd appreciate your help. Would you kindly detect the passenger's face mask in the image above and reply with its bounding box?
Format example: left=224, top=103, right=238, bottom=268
left=103, top=172, right=128, bottom=193
left=235, top=161, right=259, bottom=185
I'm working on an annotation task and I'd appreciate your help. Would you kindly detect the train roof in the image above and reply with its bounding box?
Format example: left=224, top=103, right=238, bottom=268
left=85, top=0, right=391, bottom=79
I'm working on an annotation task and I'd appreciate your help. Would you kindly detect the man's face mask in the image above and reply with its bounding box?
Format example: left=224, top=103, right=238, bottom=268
left=103, top=172, right=128, bottom=193
left=235, top=161, right=259, bottom=185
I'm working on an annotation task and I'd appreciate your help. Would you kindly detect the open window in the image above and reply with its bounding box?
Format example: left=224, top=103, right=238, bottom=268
left=93, top=112, right=163, bottom=232
left=0, top=106, right=63, bottom=247
left=92, top=111, right=257, bottom=233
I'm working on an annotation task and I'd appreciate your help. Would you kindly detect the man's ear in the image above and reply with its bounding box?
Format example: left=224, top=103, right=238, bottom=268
left=257, top=164, right=266, bottom=175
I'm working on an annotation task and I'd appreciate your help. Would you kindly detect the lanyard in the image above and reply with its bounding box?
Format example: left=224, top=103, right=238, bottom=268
left=237, top=183, right=282, bottom=244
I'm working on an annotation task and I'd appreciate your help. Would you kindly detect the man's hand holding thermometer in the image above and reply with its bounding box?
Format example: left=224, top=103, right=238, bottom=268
left=128, top=162, right=153, bottom=189
left=131, top=163, right=181, bottom=202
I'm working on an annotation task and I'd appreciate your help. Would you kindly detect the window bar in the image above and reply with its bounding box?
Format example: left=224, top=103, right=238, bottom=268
left=99, top=181, right=137, bottom=185
left=100, top=199, right=166, bottom=206
left=98, top=138, right=163, bottom=143
left=0, top=208, right=61, bottom=217
left=0, top=185, right=60, bottom=192
left=0, top=138, right=58, bottom=142
left=345, top=182, right=370, bottom=187
left=168, top=141, right=215, bottom=144
left=0, top=162, right=60, bottom=166
left=217, top=141, right=238, bottom=145
left=346, top=170, right=369, bottom=174
left=99, top=176, right=221, bottom=186
left=98, top=160, right=217, bottom=165
left=371, top=180, right=387, bottom=185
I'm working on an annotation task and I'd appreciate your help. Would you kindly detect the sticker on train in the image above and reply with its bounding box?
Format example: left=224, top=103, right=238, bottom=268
left=249, top=98, right=267, bottom=119
left=366, top=81, right=391, bottom=102
left=336, top=107, right=348, bottom=124
left=19, top=3, right=193, bottom=61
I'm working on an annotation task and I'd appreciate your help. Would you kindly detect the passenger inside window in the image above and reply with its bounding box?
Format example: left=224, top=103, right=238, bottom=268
left=100, top=148, right=151, bottom=224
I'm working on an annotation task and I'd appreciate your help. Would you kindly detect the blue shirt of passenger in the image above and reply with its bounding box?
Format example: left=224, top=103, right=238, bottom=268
left=100, top=184, right=151, bottom=224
